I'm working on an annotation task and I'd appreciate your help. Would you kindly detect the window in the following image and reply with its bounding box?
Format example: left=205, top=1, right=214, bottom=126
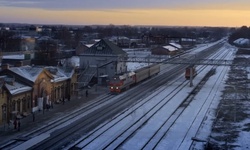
left=22, top=98, right=26, bottom=112
left=12, top=101, right=16, bottom=112
left=17, top=99, right=21, bottom=112
left=27, top=96, right=30, bottom=109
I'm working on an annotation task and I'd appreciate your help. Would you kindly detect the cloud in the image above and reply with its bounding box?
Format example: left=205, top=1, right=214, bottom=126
left=0, top=0, right=40, bottom=7
left=0, top=0, right=249, bottom=11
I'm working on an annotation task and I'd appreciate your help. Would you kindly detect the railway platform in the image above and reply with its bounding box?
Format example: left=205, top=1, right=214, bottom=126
left=0, top=85, right=109, bottom=146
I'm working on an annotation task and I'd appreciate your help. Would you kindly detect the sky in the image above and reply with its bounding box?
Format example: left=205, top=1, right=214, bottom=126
left=0, top=0, right=250, bottom=27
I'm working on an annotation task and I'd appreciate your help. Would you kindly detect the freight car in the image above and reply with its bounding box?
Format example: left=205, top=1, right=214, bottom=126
left=185, top=65, right=197, bottom=80
left=109, top=63, right=160, bottom=93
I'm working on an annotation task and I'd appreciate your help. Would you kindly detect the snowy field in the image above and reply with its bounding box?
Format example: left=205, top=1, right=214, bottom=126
left=64, top=41, right=248, bottom=150
left=9, top=40, right=250, bottom=150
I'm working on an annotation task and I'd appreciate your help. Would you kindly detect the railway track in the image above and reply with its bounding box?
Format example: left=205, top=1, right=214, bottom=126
left=65, top=43, right=231, bottom=150
left=29, top=62, right=189, bottom=149
left=146, top=46, right=233, bottom=149
left=68, top=67, right=193, bottom=149
left=3, top=41, right=226, bottom=149
left=0, top=94, right=114, bottom=150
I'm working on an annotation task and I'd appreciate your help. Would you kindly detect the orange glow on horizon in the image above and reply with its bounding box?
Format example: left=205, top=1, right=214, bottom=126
left=0, top=6, right=249, bottom=27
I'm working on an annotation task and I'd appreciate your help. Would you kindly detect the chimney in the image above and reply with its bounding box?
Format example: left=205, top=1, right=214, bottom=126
left=15, top=61, right=23, bottom=67
left=1, top=64, right=9, bottom=70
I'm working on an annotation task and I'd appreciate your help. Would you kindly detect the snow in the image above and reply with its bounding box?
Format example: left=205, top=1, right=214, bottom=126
left=233, top=38, right=250, bottom=45
left=69, top=41, right=248, bottom=150
left=86, top=44, right=94, bottom=48
left=10, top=40, right=250, bottom=150
left=163, top=45, right=178, bottom=51
left=170, top=42, right=182, bottom=49
left=69, top=56, right=80, bottom=67
left=127, top=62, right=149, bottom=71
left=12, top=133, right=50, bottom=150
left=9, top=86, right=32, bottom=95
left=4, top=80, right=32, bottom=95
left=2, top=54, right=25, bottom=60
left=8, top=65, right=73, bottom=84
left=9, top=66, right=43, bottom=82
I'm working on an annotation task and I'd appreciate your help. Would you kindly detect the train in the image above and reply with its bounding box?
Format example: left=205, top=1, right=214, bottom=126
left=185, top=65, right=197, bottom=79
left=109, top=64, right=160, bottom=93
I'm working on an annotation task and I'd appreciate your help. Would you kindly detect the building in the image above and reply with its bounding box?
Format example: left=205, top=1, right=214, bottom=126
left=78, top=39, right=127, bottom=87
left=1, top=53, right=34, bottom=67
left=151, top=44, right=180, bottom=56
left=0, top=64, right=77, bottom=126
left=75, top=42, right=93, bottom=55
left=20, top=35, right=36, bottom=51
left=109, top=36, right=130, bottom=48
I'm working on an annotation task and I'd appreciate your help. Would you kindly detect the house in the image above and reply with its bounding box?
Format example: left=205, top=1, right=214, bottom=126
left=0, top=64, right=77, bottom=125
left=181, top=38, right=196, bottom=48
left=20, top=35, right=36, bottom=51
left=1, top=53, right=34, bottom=66
left=109, top=36, right=130, bottom=48
left=78, top=39, right=127, bottom=87
left=75, top=42, right=93, bottom=55
left=0, top=77, right=8, bottom=125
left=169, top=42, right=182, bottom=50
left=233, top=38, right=250, bottom=47
left=1, top=75, right=32, bottom=122
left=151, top=45, right=179, bottom=56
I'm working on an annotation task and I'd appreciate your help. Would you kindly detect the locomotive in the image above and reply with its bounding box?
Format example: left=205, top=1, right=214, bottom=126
left=109, top=64, right=160, bottom=93
left=185, top=65, right=197, bottom=79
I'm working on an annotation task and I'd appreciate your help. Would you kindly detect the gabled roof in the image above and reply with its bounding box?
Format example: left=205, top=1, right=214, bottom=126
left=162, top=45, right=178, bottom=51
left=8, top=65, right=44, bottom=82
left=169, top=42, right=182, bottom=49
left=5, top=81, right=32, bottom=95
left=83, top=39, right=126, bottom=55
left=233, top=38, right=250, bottom=45
left=2, top=75, right=32, bottom=95
left=2, top=54, right=25, bottom=60
left=45, top=66, right=73, bottom=82
left=6, top=65, right=74, bottom=84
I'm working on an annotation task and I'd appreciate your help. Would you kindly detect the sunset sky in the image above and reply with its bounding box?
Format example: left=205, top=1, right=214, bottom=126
left=0, top=0, right=250, bottom=27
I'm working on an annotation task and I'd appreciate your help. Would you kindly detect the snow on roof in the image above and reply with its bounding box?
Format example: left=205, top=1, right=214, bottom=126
left=169, top=42, right=182, bottom=49
left=181, top=38, right=196, bottom=41
left=163, top=45, right=178, bottom=51
left=86, top=44, right=93, bottom=48
left=2, top=54, right=25, bottom=60
left=5, top=81, right=32, bottom=95
left=127, top=62, right=149, bottom=71
left=70, top=56, right=80, bottom=67
left=128, top=72, right=135, bottom=77
left=45, top=66, right=71, bottom=82
left=118, top=72, right=135, bottom=80
left=8, top=65, right=73, bottom=83
left=110, top=36, right=129, bottom=41
left=233, top=38, right=250, bottom=45
left=94, top=39, right=101, bottom=42
left=9, top=66, right=43, bottom=82
left=99, top=75, right=108, bottom=78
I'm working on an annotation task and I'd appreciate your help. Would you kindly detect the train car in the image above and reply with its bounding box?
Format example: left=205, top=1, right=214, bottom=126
left=148, top=64, right=160, bottom=77
left=185, top=66, right=197, bottom=80
left=134, top=66, right=150, bottom=83
left=109, top=72, right=136, bottom=93
left=109, top=63, right=161, bottom=93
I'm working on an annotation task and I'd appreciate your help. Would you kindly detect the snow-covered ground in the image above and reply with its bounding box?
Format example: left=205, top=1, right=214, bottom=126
left=64, top=42, right=240, bottom=150
left=11, top=40, right=250, bottom=150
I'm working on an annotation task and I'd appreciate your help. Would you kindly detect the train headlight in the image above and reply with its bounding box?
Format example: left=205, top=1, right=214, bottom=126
left=116, top=87, right=119, bottom=90
left=110, top=87, right=114, bottom=89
